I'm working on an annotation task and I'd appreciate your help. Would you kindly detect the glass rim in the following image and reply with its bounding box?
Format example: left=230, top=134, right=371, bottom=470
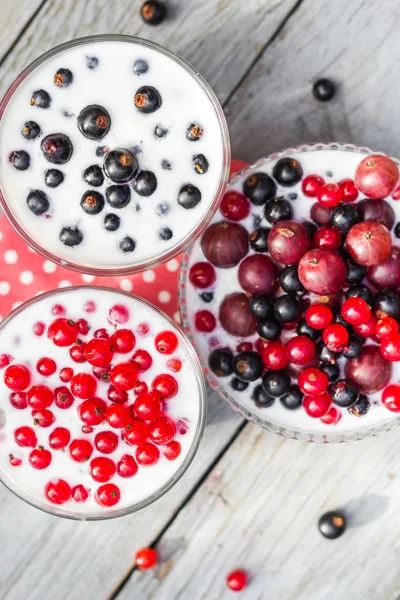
left=0, top=34, right=231, bottom=276
left=0, top=285, right=207, bottom=520
left=179, top=141, right=400, bottom=444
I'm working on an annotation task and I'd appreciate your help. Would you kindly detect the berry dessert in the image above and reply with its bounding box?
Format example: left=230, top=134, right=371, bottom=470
left=0, top=287, right=205, bottom=518
left=0, top=35, right=229, bottom=274
left=180, top=144, right=400, bottom=441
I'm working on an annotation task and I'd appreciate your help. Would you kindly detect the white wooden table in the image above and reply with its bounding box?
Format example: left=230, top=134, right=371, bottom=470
left=1, top=1, right=400, bottom=598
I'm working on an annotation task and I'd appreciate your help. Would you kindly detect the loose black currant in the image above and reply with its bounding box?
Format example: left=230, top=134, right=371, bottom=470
left=243, top=172, right=277, bottom=205
left=159, top=227, right=173, bottom=241
left=9, top=150, right=30, bottom=170
left=134, top=86, right=161, bottom=113
left=318, top=511, right=346, bottom=539
left=319, top=361, right=340, bottom=382
left=133, top=59, right=149, bottom=75
left=54, top=68, right=73, bottom=87
left=133, top=170, right=157, bottom=196
left=21, top=121, right=41, bottom=140
left=178, top=184, right=201, bottom=209
left=230, top=377, right=249, bottom=392
left=30, top=90, right=51, bottom=108
left=297, top=318, right=320, bottom=342
left=348, top=394, right=370, bottom=417
left=41, top=134, right=73, bottom=164
left=120, top=237, right=136, bottom=253
left=249, top=295, right=274, bottom=320
left=232, top=351, right=264, bottom=382
left=330, top=203, right=361, bottom=234
left=346, top=284, right=373, bottom=305
left=280, top=265, right=303, bottom=294
left=264, top=197, right=293, bottom=224
left=257, top=319, right=282, bottom=341
left=27, top=190, right=49, bottom=215
left=313, top=78, right=336, bottom=102
left=249, top=227, right=270, bottom=252
left=155, top=125, right=168, bottom=138
left=262, top=370, right=290, bottom=397
left=395, top=222, right=400, bottom=238
left=104, top=148, right=138, bottom=183
left=77, top=105, right=111, bottom=140
left=83, top=165, right=104, bottom=187
left=274, top=294, right=301, bottom=323
left=208, top=348, right=233, bottom=377
left=280, top=385, right=303, bottom=410
left=342, top=336, right=363, bottom=359
left=200, top=292, right=214, bottom=303
left=329, top=380, right=359, bottom=408
left=106, top=185, right=131, bottom=209
left=86, top=56, right=99, bottom=69
left=272, top=157, right=303, bottom=186
left=345, top=255, right=367, bottom=284
left=140, top=0, right=167, bottom=25
left=252, top=385, right=275, bottom=408
left=59, top=227, right=83, bottom=246
left=193, top=154, right=209, bottom=175
left=104, top=214, right=120, bottom=232
left=80, top=191, right=105, bottom=215
left=45, top=169, right=64, bottom=188
left=373, top=290, right=400, bottom=319
left=186, top=123, right=203, bottom=141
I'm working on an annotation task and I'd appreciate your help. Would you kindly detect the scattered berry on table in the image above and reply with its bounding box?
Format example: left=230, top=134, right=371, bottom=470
left=312, top=78, right=336, bottom=102
left=226, top=569, right=247, bottom=592
left=140, top=0, right=166, bottom=25
left=318, top=511, right=346, bottom=539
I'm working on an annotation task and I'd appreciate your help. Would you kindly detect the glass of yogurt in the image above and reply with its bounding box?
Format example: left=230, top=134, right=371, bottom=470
left=0, top=35, right=230, bottom=275
left=0, top=286, right=206, bottom=519
left=179, top=143, right=400, bottom=443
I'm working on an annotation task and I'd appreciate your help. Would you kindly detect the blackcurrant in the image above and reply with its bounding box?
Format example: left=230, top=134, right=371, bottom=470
left=243, top=172, right=277, bottom=206
left=272, top=157, right=303, bottom=186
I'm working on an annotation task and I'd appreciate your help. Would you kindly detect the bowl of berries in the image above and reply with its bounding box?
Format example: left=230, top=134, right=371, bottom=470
left=179, top=142, right=400, bottom=443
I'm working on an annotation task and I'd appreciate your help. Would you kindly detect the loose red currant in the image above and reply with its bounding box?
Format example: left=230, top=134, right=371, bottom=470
left=96, top=483, right=120, bottom=507
left=90, top=456, right=116, bottom=482
left=298, top=368, right=328, bottom=396
left=131, top=349, right=153, bottom=372
left=382, top=385, right=400, bottom=412
left=9, top=455, right=22, bottom=467
left=148, top=417, right=176, bottom=445
left=54, top=386, right=74, bottom=409
left=69, top=343, right=87, bottom=363
left=33, top=321, right=46, bottom=336
left=155, top=330, right=179, bottom=354
left=32, top=409, right=55, bottom=427
left=322, top=324, right=349, bottom=351
left=110, top=362, right=139, bottom=391
left=312, top=225, right=342, bottom=250
left=353, top=313, right=378, bottom=339
left=107, top=384, right=128, bottom=403
left=317, top=183, right=343, bottom=208
left=341, top=298, right=371, bottom=326
left=320, top=406, right=342, bottom=425
left=302, top=174, right=324, bottom=197
left=286, top=335, right=316, bottom=365
left=117, top=454, right=138, bottom=478
left=220, top=190, right=250, bottom=221
left=47, top=318, right=78, bottom=346
left=27, top=385, right=53, bottom=409
left=4, top=364, right=31, bottom=391
left=123, top=420, right=149, bottom=445
left=136, top=442, right=160, bottom=466
left=167, top=358, right=182, bottom=373
left=69, top=439, right=94, bottom=462
left=237, top=342, right=253, bottom=352
left=226, top=569, right=247, bottom=592
left=375, top=317, right=399, bottom=341
left=95, top=430, right=119, bottom=454
left=108, top=304, right=129, bottom=325
left=0, top=353, right=12, bottom=368
left=36, top=357, right=57, bottom=376
left=49, top=427, right=71, bottom=449
left=94, top=328, right=109, bottom=339
left=77, top=397, right=107, bottom=426
left=70, top=373, right=97, bottom=399
left=71, top=484, right=89, bottom=503
left=92, top=365, right=111, bottom=381
left=82, top=425, right=94, bottom=434
left=380, top=334, right=400, bottom=362
left=45, top=479, right=71, bottom=504
left=29, top=447, right=52, bottom=469
left=133, top=391, right=163, bottom=420
left=111, top=329, right=136, bottom=353
left=60, top=367, right=74, bottom=383
left=9, top=391, right=27, bottom=410
left=339, top=179, right=358, bottom=202
left=164, top=440, right=181, bottom=461
left=14, top=426, right=37, bottom=447
left=134, top=381, right=148, bottom=395
left=135, top=547, right=158, bottom=570
left=84, top=338, right=114, bottom=367
left=303, top=392, right=331, bottom=418
left=84, top=300, right=96, bottom=313
left=137, top=322, right=150, bottom=336
left=189, top=262, right=216, bottom=289
left=152, top=374, right=178, bottom=400
left=106, top=403, right=131, bottom=428
left=52, top=304, right=66, bottom=316
left=254, top=338, right=270, bottom=355
left=195, top=310, right=216, bottom=332
left=305, top=304, right=333, bottom=329
left=76, top=319, right=90, bottom=335
left=261, top=342, right=289, bottom=370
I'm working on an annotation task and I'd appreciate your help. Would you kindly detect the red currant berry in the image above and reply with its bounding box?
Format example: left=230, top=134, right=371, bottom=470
left=84, top=338, right=114, bottom=367
left=305, top=304, right=333, bottom=329
left=94, top=328, right=109, bottom=339
left=353, top=313, right=378, bottom=339
left=82, top=425, right=94, bottom=434
left=108, top=304, right=129, bottom=325
left=286, top=335, right=316, bottom=366
left=106, top=403, right=131, bottom=428
left=29, top=447, right=52, bottom=469
left=302, top=174, right=324, bottom=197
left=135, top=547, right=158, bottom=570
left=134, top=381, right=148, bottom=395
left=9, top=392, right=27, bottom=410
left=303, top=392, right=331, bottom=418
left=94, top=430, right=119, bottom=454
left=76, top=319, right=90, bottom=335
left=298, top=368, right=329, bottom=396
left=107, top=384, right=128, bottom=403
left=123, top=420, right=149, bottom=445
left=71, top=484, right=89, bottom=503
left=117, top=454, right=138, bottom=478
left=60, top=367, right=74, bottom=383
left=14, top=425, right=37, bottom=447
left=70, top=343, right=87, bottom=363
left=237, top=342, right=253, bottom=353
left=133, top=391, right=163, bottom=420
left=375, top=317, right=398, bottom=341
left=27, top=385, right=53, bottom=410
left=96, top=483, right=120, bottom=507
left=110, top=362, right=139, bottom=391
left=339, top=179, right=358, bottom=202
left=36, top=357, right=57, bottom=376
left=77, top=397, right=107, bottom=426
left=45, top=479, right=71, bottom=504
left=312, top=225, right=342, bottom=250
left=136, top=442, right=160, bottom=466
left=382, top=385, right=400, bottom=412
left=152, top=374, right=178, bottom=400
left=320, top=406, right=342, bottom=425
left=261, top=342, right=289, bottom=370
left=137, top=322, right=150, bottom=336
left=111, top=329, right=136, bottom=353
left=189, top=262, right=216, bottom=289
left=32, top=409, right=55, bottom=427
left=195, top=310, right=216, bottom=332
left=47, top=318, right=78, bottom=346
left=226, top=569, right=247, bottom=592
left=322, top=324, right=349, bottom=351
left=69, top=438, right=94, bottom=462
left=255, top=338, right=270, bottom=355
left=220, top=190, right=250, bottom=221
left=131, top=349, right=153, bottom=372
left=380, top=334, right=400, bottom=362
left=33, top=321, right=46, bottom=336
left=92, top=365, right=111, bottom=381
left=0, top=353, right=12, bottom=368
left=317, top=183, right=343, bottom=208
left=49, top=427, right=71, bottom=449
left=155, top=330, right=179, bottom=354
left=9, top=455, right=22, bottom=467
left=341, top=298, right=371, bottom=326
left=164, top=440, right=181, bottom=460
left=84, top=300, right=96, bottom=313
left=148, top=417, right=176, bottom=445
left=90, top=456, right=116, bottom=482
left=70, top=373, right=97, bottom=399
left=167, top=358, right=182, bottom=373
left=54, top=386, right=74, bottom=409
left=52, top=304, right=66, bottom=316
left=4, top=364, right=31, bottom=391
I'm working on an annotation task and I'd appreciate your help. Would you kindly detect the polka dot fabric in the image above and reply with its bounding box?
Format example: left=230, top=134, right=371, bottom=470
left=0, top=160, right=245, bottom=324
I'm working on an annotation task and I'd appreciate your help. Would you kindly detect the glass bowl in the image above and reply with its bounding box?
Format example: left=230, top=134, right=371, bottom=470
left=179, top=142, right=400, bottom=443
left=0, top=34, right=230, bottom=276
left=0, top=286, right=206, bottom=519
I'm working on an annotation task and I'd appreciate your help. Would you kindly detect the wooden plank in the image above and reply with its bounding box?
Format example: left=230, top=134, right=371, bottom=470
left=0, top=0, right=44, bottom=63
left=119, top=424, right=400, bottom=600
left=225, top=0, right=400, bottom=161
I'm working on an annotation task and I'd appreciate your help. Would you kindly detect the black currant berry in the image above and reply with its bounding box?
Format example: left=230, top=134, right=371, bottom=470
left=280, top=385, right=303, bottom=410
left=104, top=213, right=120, bottom=232
left=232, top=351, right=264, bottom=382
left=330, top=203, right=361, bottom=234
left=54, top=68, right=73, bottom=87
left=41, top=134, right=73, bottom=164
left=249, top=295, right=273, bottom=320
left=178, top=184, right=201, bottom=209
left=83, top=165, right=104, bottom=187
left=280, top=265, right=303, bottom=293
left=133, top=170, right=157, bottom=196
left=346, top=284, right=373, bottom=305
left=27, top=190, right=50, bottom=215
left=155, top=125, right=168, bottom=138
left=230, top=377, right=249, bottom=392
left=134, top=86, right=161, bottom=113
left=333, top=313, right=353, bottom=334
left=133, top=59, right=149, bottom=75
left=257, top=319, right=282, bottom=341
left=302, top=221, right=318, bottom=236
left=329, top=380, right=359, bottom=408
left=30, top=90, right=51, bottom=108
left=297, top=318, right=320, bottom=342
left=77, top=105, right=111, bottom=140
left=59, top=227, right=83, bottom=246
left=86, top=56, right=99, bottom=69
left=264, top=197, right=293, bottom=224
left=120, top=236, right=136, bottom=253
left=21, top=121, right=41, bottom=140
left=249, top=227, right=270, bottom=252
left=80, top=191, right=105, bottom=215
left=395, top=222, right=400, bottom=238
left=274, top=294, right=301, bottom=323
left=348, top=394, right=370, bottom=417
left=318, top=511, right=346, bottom=539
left=319, top=361, right=340, bottom=382
left=106, top=185, right=131, bottom=209
left=243, top=172, right=277, bottom=206
left=316, top=341, right=339, bottom=363
left=313, top=78, right=336, bottom=102
left=9, top=150, right=30, bottom=170
left=272, top=157, right=303, bottom=186
left=345, top=255, right=367, bottom=284
left=159, top=227, right=173, bottom=241
left=193, top=154, right=209, bottom=175
left=342, top=336, right=363, bottom=359
left=208, top=348, right=233, bottom=377
left=186, top=123, right=203, bottom=141
left=200, top=292, right=214, bottom=303
left=45, top=169, right=64, bottom=188
left=262, top=370, right=290, bottom=397
left=104, top=148, right=138, bottom=183
left=373, top=290, right=400, bottom=319
left=252, top=385, right=275, bottom=408
left=140, top=0, right=167, bottom=25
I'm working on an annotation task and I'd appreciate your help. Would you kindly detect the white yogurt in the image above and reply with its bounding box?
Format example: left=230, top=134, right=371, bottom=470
left=0, top=37, right=228, bottom=272
left=184, top=147, right=400, bottom=437
left=0, top=287, right=204, bottom=516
